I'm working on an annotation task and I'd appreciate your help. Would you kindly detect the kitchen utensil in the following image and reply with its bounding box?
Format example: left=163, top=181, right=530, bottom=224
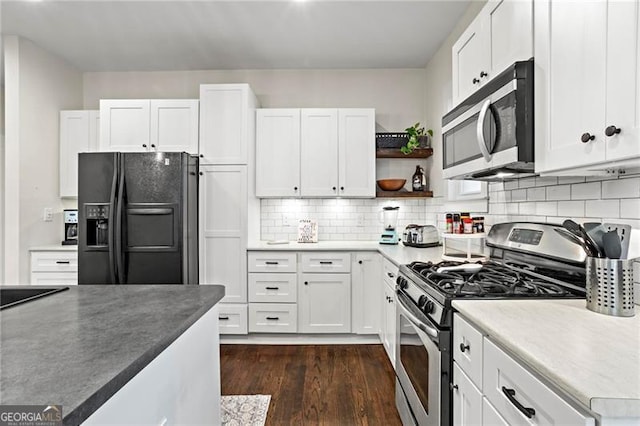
left=563, top=219, right=602, bottom=257
left=583, top=222, right=607, bottom=255
left=586, top=257, right=635, bottom=317
left=603, top=223, right=633, bottom=259
left=602, top=230, right=622, bottom=259
left=377, top=179, right=406, bottom=191
left=554, top=228, right=596, bottom=257
left=379, top=206, right=400, bottom=244
left=436, top=263, right=483, bottom=274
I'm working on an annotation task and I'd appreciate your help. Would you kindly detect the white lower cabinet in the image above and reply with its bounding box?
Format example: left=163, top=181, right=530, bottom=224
left=351, top=252, right=381, bottom=335
left=249, top=303, right=297, bottom=333
left=452, top=363, right=483, bottom=426
left=299, top=273, right=351, bottom=333
left=452, top=313, right=596, bottom=425
left=30, top=250, right=78, bottom=285
left=217, top=304, right=248, bottom=335
left=380, top=258, right=398, bottom=366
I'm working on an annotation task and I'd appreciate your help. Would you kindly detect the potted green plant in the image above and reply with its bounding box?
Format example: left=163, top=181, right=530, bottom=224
left=400, top=122, right=433, bottom=155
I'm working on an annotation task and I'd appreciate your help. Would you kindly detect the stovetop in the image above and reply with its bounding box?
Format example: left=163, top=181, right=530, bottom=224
left=405, top=260, right=586, bottom=299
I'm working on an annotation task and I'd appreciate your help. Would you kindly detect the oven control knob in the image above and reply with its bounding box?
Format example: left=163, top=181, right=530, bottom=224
left=418, top=295, right=427, bottom=307
left=397, top=277, right=408, bottom=290
left=422, top=300, right=435, bottom=314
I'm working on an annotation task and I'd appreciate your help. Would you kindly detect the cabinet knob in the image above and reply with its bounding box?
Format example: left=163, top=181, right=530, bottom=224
left=388, top=297, right=393, bottom=303
left=199, top=172, right=203, bottom=176
left=142, top=144, right=147, bottom=148
left=189, top=172, right=196, bottom=176
left=151, top=144, right=156, bottom=148
left=340, top=186, right=344, bottom=191
left=479, top=71, right=488, bottom=78
left=472, top=77, right=480, bottom=84
left=460, top=343, right=470, bottom=352
left=304, top=281, right=308, bottom=285
left=200, top=154, right=204, bottom=158
left=450, top=383, right=459, bottom=391
left=294, top=186, right=298, bottom=191
left=605, top=125, right=621, bottom=137
left=581, top=133, right=595, bottom=143
left=358, top=260, right=363, bottom=264
left=333, top=186, right=337, bottom=191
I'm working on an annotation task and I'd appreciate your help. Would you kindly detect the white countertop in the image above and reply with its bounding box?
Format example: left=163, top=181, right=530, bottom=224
left=452, top=299, right=640, bottom=418
left=247, top=240, right=444, bottom=266
left=30, top=245, right=78, bottom=252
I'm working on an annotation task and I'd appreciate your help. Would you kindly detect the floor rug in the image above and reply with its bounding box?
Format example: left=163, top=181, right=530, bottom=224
left=221, top=394, right=271, bottom=426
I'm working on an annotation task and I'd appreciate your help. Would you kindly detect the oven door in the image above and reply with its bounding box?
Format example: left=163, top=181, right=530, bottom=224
left=395, top=290, right=443, bottom=426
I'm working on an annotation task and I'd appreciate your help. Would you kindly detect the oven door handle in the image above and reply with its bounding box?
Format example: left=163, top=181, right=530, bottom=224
left=476, top=99, right=493, bottom=162
left=397, top=291, right=439, bottom=340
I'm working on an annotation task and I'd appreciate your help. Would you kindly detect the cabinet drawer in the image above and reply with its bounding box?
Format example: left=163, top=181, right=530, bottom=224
left=300, top=252, right=351, bottom=273
left=482, top=397, right=509, bottom=426
left=382, top=258, right=398, bottom=286
left=30, top=272, right=78, bottom=286
left=248, top=252, right=297, bottom=273
left=30, top=251, right=78, bottom=272
left=217, top=304, right=248, bottom=335
left=249, top=303, right=297, bottom=333
left=484, top=339, right=595, bottom=425
left=454, top=314, right=484, bottom=389
left=248, top=273, right=297, bottom=303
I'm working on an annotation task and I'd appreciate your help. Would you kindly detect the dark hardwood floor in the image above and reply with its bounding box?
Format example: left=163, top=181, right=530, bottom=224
left=220, top=344, right=402, bottom=425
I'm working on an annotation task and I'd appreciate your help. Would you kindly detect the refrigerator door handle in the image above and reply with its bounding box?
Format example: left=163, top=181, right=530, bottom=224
left=108, top=155, right=118, bottom=284
left=115, top=161, right=126, bottom=284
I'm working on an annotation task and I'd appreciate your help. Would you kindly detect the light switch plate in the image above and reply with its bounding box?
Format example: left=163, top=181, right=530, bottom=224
left=43, top=208, right=53, bottom=222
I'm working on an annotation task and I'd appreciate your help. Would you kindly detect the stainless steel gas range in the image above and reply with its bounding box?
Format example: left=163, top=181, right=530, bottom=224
left=394, top=222, right=589, bottom=426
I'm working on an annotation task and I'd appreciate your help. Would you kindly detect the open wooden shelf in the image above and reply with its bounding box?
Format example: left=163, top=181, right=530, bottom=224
left=376, top=190, right=433, bottom=198
left=376, top=148, right=433, bottom=159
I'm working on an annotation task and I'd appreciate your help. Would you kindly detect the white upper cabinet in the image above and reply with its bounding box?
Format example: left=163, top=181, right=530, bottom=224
left=99, top=99, right=198, bottom=154
left=199, top=84, right=258, bottom=165
left=300, top=109, right=339, bottom=197
left=255, top=109, right=301, bottom=197
left=535, top=0, right=640, bottom=174
left=256, top=108, right=376, bottom=198
left=59, top=110, right=99, bottom=198
left=452, top=0, right=533, bottom=105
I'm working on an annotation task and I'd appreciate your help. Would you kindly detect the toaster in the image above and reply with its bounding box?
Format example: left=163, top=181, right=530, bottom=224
left=402, top=224, right=439, bottom=248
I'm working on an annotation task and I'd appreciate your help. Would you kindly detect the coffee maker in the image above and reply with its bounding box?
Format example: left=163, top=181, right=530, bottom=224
left=62, top=209, right=78, bottom=245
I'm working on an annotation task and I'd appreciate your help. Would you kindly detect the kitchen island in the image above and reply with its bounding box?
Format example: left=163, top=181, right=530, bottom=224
left=0, top=284, right=225, bottom=425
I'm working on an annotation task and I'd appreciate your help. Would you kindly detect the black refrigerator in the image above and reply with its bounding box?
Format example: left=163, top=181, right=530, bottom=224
left=78, top=152, right=198, bottom=285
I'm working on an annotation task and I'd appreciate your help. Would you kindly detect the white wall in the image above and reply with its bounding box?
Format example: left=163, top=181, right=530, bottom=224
left=83, top=68, right=425, bottom=132
left=0, top=88, right=4, bottom=281
left=3, top=36, right=83, bottom=283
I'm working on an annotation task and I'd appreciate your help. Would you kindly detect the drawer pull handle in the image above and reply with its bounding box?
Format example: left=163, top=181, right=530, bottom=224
left=459, top=343, right=470, bottom=352
left=266, top=316, right=279, bottom=321
left=319, top=261, right=333, bottom=265
left=387, top=272, right=394, bottom=278
left=502, top=387, right=536, bottom=419
left=265, top=286, right=280, bottom=290
left=55, top=261, right=71, bottom=264
left=265, top=261, right=279, bottom=265
left=219, top=316, right=230, bottom=320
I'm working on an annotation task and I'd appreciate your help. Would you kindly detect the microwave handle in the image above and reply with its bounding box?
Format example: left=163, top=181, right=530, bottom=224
left=476, top=99, right=493, bottom=162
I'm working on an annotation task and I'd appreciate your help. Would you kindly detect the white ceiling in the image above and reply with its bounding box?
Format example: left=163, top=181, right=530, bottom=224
left=0, top=0, right=470, bottom=72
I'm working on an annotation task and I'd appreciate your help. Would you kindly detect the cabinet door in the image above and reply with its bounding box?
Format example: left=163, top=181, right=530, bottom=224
left=60, top=111, right=90, bottom=198
left=255, top=109, right=301, bottom=197
left=338, top=109, right=376, bottom=198
left=299, top=273, right=351, bottom=333
left=534, top=0, right=607, bottom=172
left=199, top=165, right=247, bottom=303
left=199, top=84, right=255, bottom=164
left=604, top=0, right=640, bottom=162
left=351, top=253, right=381, bottom=335
left=452, top=15, right=489, bottom=105
left=300, top=109, right=339, bottom=197
left=381, top=282, right=396, bottom=366
left=482, top=397, right=509, bottom=426
left=486, top=0, right=533, bottom=78
left=88, top=110, right=100, bottom=152
left=150, top=100, right=199, bottom=154
left=99, top=100, right=150, bottom=152
left=452, top=363, right=483, bottom=426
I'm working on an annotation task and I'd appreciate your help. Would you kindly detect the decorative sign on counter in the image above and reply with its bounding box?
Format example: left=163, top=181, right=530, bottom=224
left=297, top=219, right=318, bottom=243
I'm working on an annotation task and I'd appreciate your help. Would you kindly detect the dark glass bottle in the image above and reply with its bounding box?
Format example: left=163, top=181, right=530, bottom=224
left=412, top=165, right=426, bottom=192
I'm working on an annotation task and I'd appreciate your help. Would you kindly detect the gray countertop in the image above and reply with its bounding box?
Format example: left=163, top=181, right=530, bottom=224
left=0, top=284, right=225, bottom=425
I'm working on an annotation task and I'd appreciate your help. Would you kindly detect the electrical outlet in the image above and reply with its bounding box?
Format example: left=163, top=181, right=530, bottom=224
left=282, top=214, right=290, bottom=227
left=43, top=208, right=54, bottom=222
left=356, top=213, right=365, bottom=227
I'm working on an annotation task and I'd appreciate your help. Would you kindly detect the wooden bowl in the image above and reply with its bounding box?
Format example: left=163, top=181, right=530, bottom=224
left=377, top=179, right=406, bottom=191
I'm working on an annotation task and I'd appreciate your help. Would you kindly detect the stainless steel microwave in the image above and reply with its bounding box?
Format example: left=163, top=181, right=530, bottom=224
left=442, top=59, right=535, bottom=181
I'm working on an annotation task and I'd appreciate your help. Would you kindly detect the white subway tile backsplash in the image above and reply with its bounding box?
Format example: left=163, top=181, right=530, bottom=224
left=518, top=177, right=536, bottom=188
left=602, top=177, right=640, bottom=199
left=546, top=185, right=571, bottom=201
left=621, top=199, right=640, bottom=219
left=585, top=200, right=619, bottom=218
left=558, top=176, right=585, bottom=184
left=571, top=182, right=602, bottom=200
left=504, top=180, right=519, bottom=190
left=535, top=176, right=558, bottom=187
left=519, top=202, right=536, bottom=215
left=527, top=187, right=546, bottom=201
left=512, top=189, right=528, bottom=202
left=536, top=202, right=558, bottom=217
left=557, top=201, right=585, bottom=217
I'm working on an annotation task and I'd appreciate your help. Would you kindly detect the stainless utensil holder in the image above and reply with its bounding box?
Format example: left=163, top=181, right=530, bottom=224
left=586, top=257, right=635, bottom=317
